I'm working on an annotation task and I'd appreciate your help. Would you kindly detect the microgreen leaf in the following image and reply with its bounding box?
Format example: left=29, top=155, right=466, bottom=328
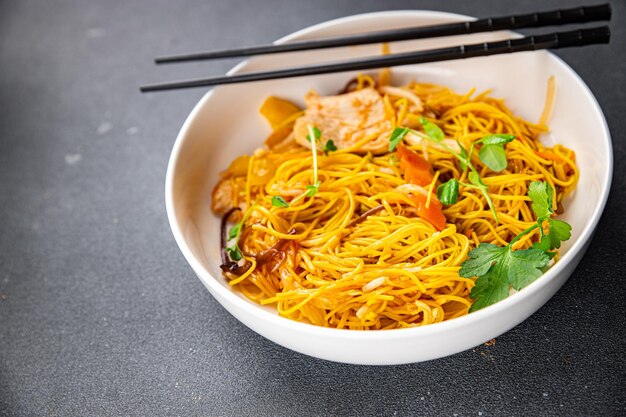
left=457, top=141, right=469, bottom=171
left=419, top=117, right=444, bottom=142
left=478, top=144, right=508, bottom=172
left=437, top=178, right=459, bottom=205
left=226, top=245, right=243, bottom=261
left=306, top=126, right=321, bottom=142
left=480, top=134, right=516, bottom=145
left=227, top=223, right=241, bottom=240
left=323, top=139, right=337, bottom=156
left=468, top=171, right=484, bottom=187
left=389, top=127, right=409, bottom=151
left=306, top=181, right=321, bottom=197
left=271, top=196, right=289, bottom=208
left=307, top=124, right=320, bottom=188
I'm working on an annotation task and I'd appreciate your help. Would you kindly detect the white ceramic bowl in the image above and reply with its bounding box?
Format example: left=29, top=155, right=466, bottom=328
left=165, top=11, right=612, bottom=365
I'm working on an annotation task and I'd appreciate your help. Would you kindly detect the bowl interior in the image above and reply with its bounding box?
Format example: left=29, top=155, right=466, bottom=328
left=167, top=12, right=612, bottom=323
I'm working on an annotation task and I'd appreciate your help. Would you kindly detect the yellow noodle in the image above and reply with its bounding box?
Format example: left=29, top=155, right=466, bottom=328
left=212, top=76, right=578, bottom=330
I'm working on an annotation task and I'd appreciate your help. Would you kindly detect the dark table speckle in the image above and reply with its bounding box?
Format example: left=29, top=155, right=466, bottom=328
left=0, top=0, right=624, bottom=416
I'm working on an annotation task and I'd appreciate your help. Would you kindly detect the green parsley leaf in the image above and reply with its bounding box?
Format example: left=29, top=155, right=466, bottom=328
left=460, top=181, right=573, bottom=312
left=462, top=244, right=550, bottom=312
left=419, top=117, right=444, bottom=142
left=460, top=243, right=505, bottom=278
left=323, top=139, right=337, bottom=156
left=226, top=245, right=243, bottom=261
left=306, top=126, right=321, bottom=142
left=227, top=223, right=241, bottom=240
left=531, top=235, right=552, bottom=252
left=545, top=219, right=571, bottom=249
left=478, top=144, right=508, bottom=172
left=528, top=181, right=554, bottom=219
left=480, top=134, right=516, bottom=145
left=506, top=248, right=551, bottom=290
left=467, top=262, right=510, bottom=312
left=271, top=196, right=289, bottom=208
left=437, top=178, right=459, bottom=205
left=306, top=181, right=321, bottom=197
left=389, top=127, right=409, bottom=151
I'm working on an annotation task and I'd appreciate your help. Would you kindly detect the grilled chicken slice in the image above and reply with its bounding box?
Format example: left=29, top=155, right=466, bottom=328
left=293, top=88, right=392, bottom=155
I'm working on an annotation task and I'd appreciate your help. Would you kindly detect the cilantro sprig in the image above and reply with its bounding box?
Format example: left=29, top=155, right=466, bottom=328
left=460, top=181, right=572, bottom=312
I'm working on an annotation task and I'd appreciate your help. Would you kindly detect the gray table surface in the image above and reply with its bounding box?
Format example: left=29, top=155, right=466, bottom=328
left=1, top=0, right=624, bottom=416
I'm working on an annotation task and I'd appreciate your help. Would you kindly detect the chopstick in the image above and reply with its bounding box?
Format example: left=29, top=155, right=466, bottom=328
left=154, top=4, right=611, bottom=63
left=140, top=26, right=610, bottom=92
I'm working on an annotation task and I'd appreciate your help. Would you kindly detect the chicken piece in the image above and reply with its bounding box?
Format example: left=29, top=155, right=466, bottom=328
left=211, top=178, right=238, bottom=215
left=293, top=88, right=392, bottom=155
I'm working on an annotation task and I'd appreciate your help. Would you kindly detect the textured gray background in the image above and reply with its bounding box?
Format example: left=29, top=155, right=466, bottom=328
left=0, top=0, right=624, bottom=416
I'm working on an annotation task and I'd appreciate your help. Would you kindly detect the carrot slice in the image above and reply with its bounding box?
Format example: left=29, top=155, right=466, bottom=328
left=409, top=193, right=447, bottom=231
left=396, top=144, right=434, bottom=187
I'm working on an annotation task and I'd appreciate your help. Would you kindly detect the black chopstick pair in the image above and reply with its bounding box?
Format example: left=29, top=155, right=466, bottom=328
left=140, top=4, right=611, bottom=93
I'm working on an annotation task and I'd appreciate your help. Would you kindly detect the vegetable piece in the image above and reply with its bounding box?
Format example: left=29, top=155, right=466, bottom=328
left=437, top=178, right=459, bottom=205
left=265, top=123, right=295, bottom=148
left=323, top=140, right=337, bottom=156
left=456, top=140, right=469, bottom=171
left=272, top=196, right=289, bottom=207
left=408, top=192, right=446, bottom=231
left=220, top=207, right=252, bottom=276
left=259, top=96, right=301, bottom=129
left=306, top=181, right=321, bottom=197
left=478, top=144, right=508, bottom=171
left=527, top=181, right=571, bottom=250
left=220, top=207, right=241, bottom=265
left=396, top=144, right=434, bottom=187
left=476, top=134, right=515, bottom=172
left=389, top=127, right=409, bottom=151
left=480, top=134, right=516, bottom=145
left=255, top=228, right=297, bottom=271
left=228, top=223, right=241, bottom=240
left=221, top=155, right=250, bottom=179
left=307, top=125, right=321, bottom=196
left=306, top=126, right=321, bottom=142
left=419, top=117, right=444, bottom=142
left=461, top=244, right=550, bottom=312
left=459, top=181, right=572, bottom=312
left=226, top=245, right=243, bottom=261
left=248, top=158, right=277, bottom=186
left=416, top=119, right=500, bottom=223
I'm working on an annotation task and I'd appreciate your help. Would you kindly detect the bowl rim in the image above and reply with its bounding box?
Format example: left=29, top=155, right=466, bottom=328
left=165, top=10, right=613, bottom=340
